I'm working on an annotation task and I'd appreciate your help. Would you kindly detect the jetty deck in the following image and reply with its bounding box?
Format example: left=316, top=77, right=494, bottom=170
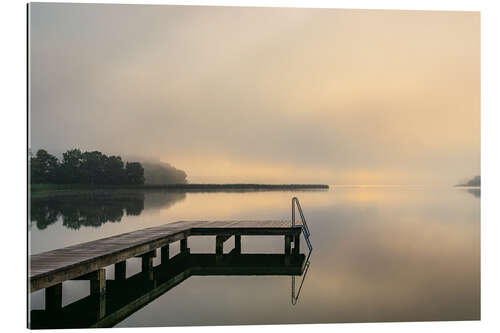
left=30, top=220, right=303, bottom=294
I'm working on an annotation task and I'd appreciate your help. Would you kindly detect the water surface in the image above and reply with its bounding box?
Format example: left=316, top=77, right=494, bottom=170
left=29, top=187, right=480, bottom=325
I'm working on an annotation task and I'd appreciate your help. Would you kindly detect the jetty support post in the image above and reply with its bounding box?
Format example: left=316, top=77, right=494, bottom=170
left=284, top=235, right=292, bottom=255
left=161, top=244, right=170, bottom=265
left=89, top=270, right=107, bottom=320
left=293, top=233, right=300, bottom=254
left=45, top=283, right=62, bottom=312
left=285, top=234, right=293, bottom=265
left=180, top=238, right=189, bottom=254
left=216, top=234, right=232, bottom=255
left=139, top=250, right=156, bottom=274
left=216, top=234, right=232, bottom=264
left=115, top=261, right=126, bottom=280
left=97, top=294, right=106, bottom=320
left=90, top=269, right=107, bottom=296
left=234, top=234, right=242, bottom=254
left=72, top=269, right=107, bottom=296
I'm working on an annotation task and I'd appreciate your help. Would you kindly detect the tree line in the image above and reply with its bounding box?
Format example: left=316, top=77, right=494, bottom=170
left=456, top=175, right=480, bottom=187
left=30, top=149, right=145, bottom=185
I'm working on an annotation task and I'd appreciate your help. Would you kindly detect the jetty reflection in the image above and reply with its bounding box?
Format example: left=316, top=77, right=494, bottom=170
left=30, top=252, right=309, bottom=329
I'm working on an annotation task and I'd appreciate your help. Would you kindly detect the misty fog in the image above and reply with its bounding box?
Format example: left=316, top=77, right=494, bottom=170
left=29, top=4, right=480, bottom=185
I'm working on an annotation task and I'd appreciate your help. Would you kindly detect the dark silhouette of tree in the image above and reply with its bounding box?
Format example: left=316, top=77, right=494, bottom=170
left=81, top=151, right=107, bottom=184
left=465, top=175, right=480, bottom=187
left=125, top=162, right=145, bottom=185
left=104, top=155, right=127, bottom=185
left=457, top=175, right=481, bottom=187
left=61, top=149, right=84, bottom=183
left=30, top=148, right=147, bottom=186
left=30, top=149, right=60, bottom=184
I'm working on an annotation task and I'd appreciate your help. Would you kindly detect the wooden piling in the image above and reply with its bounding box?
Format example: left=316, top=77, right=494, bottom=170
left=90, top=269, right=106, bottom=296
left=161, top=245, right=170, bottom=265
left=115, top=261, right=126, bottom=280
left=140, top=250, right=156, bottom=273
left=45, top=283, right=62, bottom=311
left=293, top=234, right=300, bottom=254
left=180, top=238, right=189, bottom=254
left=284, top=235, right=292, bottom=255
left=235, top=234, right=242, bottom=254
left=72, top=269, right=107, bottom=296
left=97, top=293, right=106, bottom=320
left=216, top=234, right=231, bottom=255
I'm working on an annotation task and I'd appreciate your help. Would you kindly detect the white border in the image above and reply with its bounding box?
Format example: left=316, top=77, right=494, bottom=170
left=1, top=1, right=499, bottom=332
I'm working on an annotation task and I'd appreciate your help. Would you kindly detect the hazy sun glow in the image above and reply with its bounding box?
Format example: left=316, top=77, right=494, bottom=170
left=30, top=5, right=480, bottom=185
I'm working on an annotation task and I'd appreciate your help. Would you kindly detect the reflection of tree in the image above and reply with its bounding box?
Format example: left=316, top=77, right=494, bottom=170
left=30, top=191, right=187, bottom=230
left=125, top=198, right=145, bottom=216
left=30, top=192, right=146, bottom=230
left=30, top=200, right=59, bottom=230
left=467, top=189, right=480, bottom=198
left=143, top=191, right=186, bottom=211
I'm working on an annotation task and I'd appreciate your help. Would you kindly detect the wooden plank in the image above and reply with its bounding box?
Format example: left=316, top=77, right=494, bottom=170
left=135, top=250, right=157, bottom=259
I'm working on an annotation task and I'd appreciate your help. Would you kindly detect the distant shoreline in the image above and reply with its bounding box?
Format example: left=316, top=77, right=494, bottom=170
left=30, top=183, right=330, bottom=193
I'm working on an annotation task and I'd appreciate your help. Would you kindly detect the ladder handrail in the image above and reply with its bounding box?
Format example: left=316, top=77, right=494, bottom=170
left=291, top=197, right=312, bottom=252
left=292, top=197, right=311, bottom=238
left=291, top=259, right=311, bottom=305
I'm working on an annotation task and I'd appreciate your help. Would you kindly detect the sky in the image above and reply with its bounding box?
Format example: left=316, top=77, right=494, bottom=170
left=29, top=4, right=480, bottom=185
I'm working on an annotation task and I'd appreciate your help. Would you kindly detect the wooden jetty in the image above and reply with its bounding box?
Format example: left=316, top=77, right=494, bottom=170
left=29, top=220, right=305, bottom=314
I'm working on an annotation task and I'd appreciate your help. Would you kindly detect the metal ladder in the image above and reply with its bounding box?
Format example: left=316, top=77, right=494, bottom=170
left=291, top=197, right=312, bottom=305
left=292, top=197, right=312, bottom=252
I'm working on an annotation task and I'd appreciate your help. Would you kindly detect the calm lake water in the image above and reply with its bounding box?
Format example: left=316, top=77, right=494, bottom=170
left=29, top=187, right=480, bottom=326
